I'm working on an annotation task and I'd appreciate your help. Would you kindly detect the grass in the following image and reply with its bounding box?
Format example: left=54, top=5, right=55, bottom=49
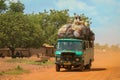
left=0, top=65, right=29, bottom=75
left=5, top=58, right=29, bottom=63
left=0, top=72, right=3, bottom=75
left=1, top=58, right=54, bottom=75
left=5, top=58, right=42, bottom=65
left=5, top=58, right=54, bottom=65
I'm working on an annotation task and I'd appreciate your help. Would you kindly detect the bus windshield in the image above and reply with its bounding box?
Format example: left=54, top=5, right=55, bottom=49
left=57, top=41, right=82, bottom=51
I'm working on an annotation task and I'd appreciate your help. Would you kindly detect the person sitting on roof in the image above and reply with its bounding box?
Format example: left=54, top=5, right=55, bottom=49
left=73, top=15, right=84, bottom=25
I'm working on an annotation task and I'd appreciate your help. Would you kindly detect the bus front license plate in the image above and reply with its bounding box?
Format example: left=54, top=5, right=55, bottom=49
left=64, top=62, right=71, bottom=65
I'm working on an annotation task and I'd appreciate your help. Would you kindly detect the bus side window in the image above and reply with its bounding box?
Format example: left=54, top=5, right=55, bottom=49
left=83, top=42, right=86, bottom=50
left=85, top=42, right=89, bottom=48
left=89, top=41, right=93, bottom=48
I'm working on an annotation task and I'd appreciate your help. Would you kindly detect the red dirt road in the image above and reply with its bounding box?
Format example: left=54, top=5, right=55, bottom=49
left=22, top=50, right=120, bottom=80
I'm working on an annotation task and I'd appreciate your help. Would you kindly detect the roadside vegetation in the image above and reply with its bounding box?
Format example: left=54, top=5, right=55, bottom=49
left=95, top=43, right=120, bottom=49
left=95, top=43, right=120, bottom=53
left=0, top=58, right=54, bottom=76
left=0, top=65, right=29, bottom=75
left=0, top=0, right=91, bottom=56
left=5, top=58, right=54, bottom=65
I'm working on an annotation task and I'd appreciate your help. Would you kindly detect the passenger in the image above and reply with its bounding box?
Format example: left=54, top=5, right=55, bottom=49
left=73, top=15, right=80, bottom=25
left=73, top=15, right=83, bottom=25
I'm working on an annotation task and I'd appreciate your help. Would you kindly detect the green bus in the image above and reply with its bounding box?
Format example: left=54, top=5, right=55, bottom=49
left=55, top=38, right=94, bottom=71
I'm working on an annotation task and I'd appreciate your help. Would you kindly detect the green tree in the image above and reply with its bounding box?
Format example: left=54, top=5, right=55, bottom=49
left=0, top=12, right=44, bottom=56
left=27, top=9, right=70, bottom=45
left=0, top=0, right=92, bottom=55
left=43, top=9, right=69, bottom=45
left=80, top=13, right=92, bottom=27
left=9, top=1, right=24, bottom=13
left=0, top=0, right=7, bottom=13
left=111, top=44, right=120, bottom=51
left=95, top=43, right=100, bottom=49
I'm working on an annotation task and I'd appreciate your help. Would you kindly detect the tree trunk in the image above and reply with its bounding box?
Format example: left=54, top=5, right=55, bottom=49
left=9, top=47, right=15, bottom=58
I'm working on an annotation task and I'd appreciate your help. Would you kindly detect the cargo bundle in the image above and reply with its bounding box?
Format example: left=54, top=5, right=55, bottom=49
left=58, top=15, right=95, bottom=41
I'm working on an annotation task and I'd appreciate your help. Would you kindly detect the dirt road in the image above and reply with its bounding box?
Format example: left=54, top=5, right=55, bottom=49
left=22, top=50, right=120, bottom=80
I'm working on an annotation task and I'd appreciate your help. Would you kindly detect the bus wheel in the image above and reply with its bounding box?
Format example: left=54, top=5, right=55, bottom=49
left=79, top=65, right=84, bottom=71
left=85, top=61, right=91, bottom=70
left=79, top=62, right=84, bottom=71
left=56, top=64, right=60, bottom=72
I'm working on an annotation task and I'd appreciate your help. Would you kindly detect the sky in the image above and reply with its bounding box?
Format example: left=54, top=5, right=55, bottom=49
left=10, top=0, right=120, bottom=45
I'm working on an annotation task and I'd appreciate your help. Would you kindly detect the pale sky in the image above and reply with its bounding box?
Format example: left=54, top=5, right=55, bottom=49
left=10, top=0, right=120, bottom=45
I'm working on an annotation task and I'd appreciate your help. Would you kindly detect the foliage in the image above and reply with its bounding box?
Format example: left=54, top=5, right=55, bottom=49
left=0, top=0, right=7, bottom=13
left=28, top=9, right=70, bottom=45
left=80, top=14, right=92, bottom=27
left=95, top=43, right=120, bottom=51
left=0, top=12, right=44, bottom=48
left=110, top=44, right=120, bottom=51
left=0, top=65, right=29, bottom=75
left=0, top=0, right=91, bottom=49
left=5, top=58, right=54, bottom=65
left=9, top=1, right=25, bottom=13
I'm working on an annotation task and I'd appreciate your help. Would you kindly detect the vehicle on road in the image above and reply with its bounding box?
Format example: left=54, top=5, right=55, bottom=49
left=55, top=38, right=94, bottom=71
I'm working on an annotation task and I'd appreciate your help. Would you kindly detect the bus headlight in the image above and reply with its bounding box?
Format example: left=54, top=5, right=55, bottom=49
left=76, top=58, right=79, bottom=61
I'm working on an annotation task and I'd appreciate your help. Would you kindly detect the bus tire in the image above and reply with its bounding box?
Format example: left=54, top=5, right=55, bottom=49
left=56, top=64, right=60, bottom=72
left=85, top=61, right=91, bottom=70
left=79, top=61, right=84, bottom=71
